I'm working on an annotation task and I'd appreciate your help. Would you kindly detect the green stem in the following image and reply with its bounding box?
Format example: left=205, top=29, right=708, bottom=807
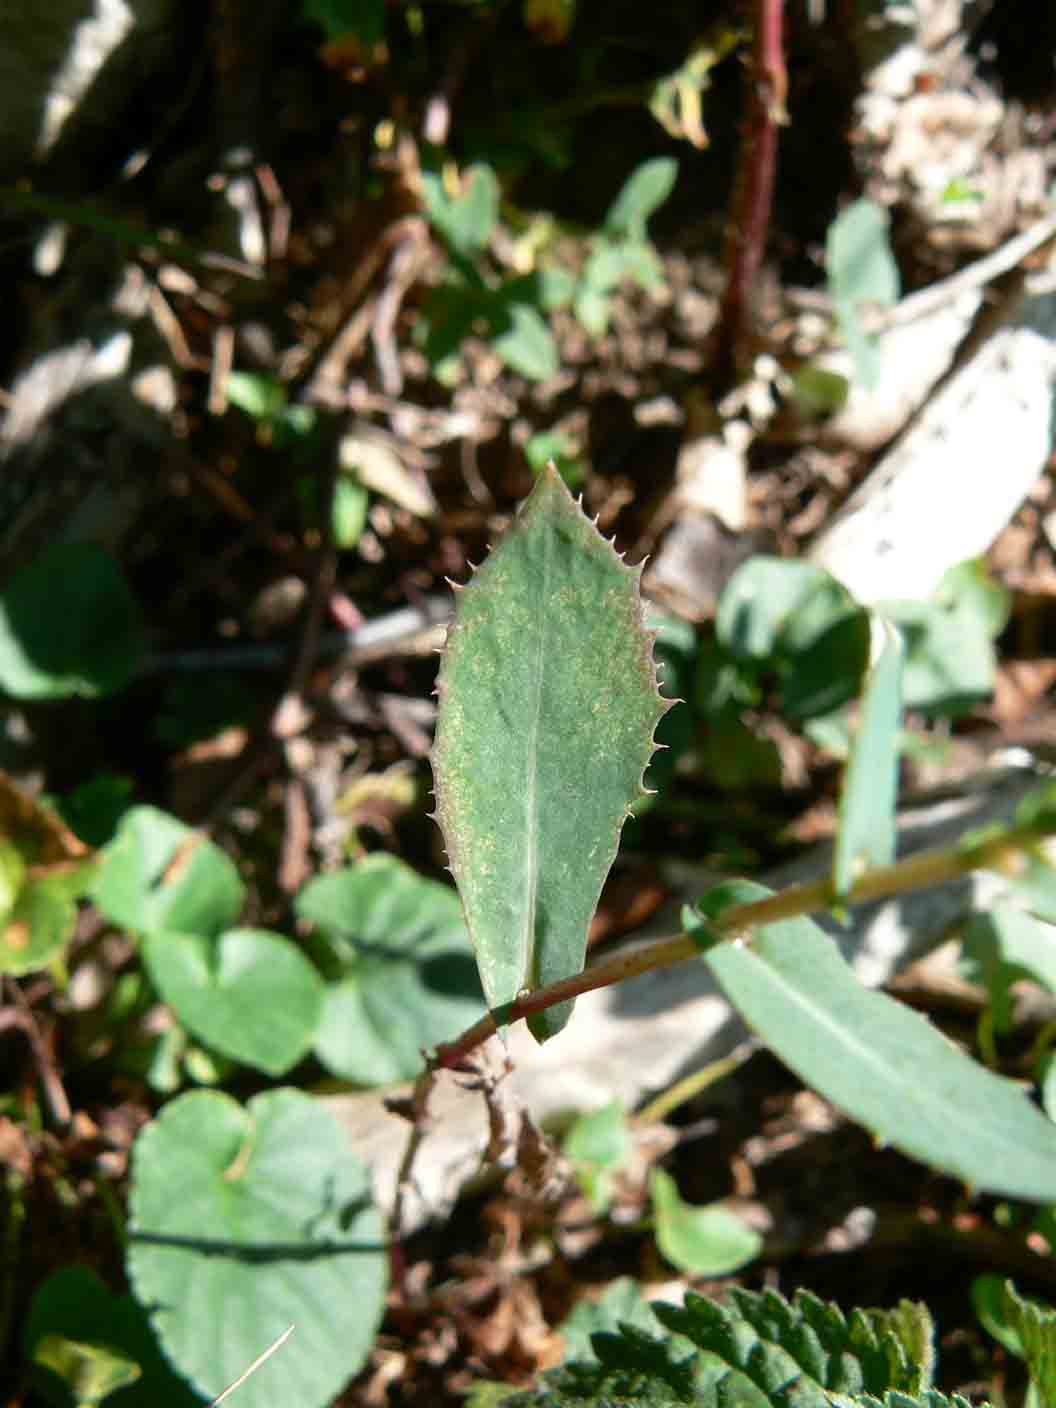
left=633, top=1039, right=758, bottom=1126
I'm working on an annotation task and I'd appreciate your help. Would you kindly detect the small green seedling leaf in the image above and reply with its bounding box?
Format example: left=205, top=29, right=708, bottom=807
left=142, top=928, right=325, bottom=1076
left=32, top=1335, right=140, bottom=1408
left=0, top=544, right=144, bottom=699
left=880, top=562, right=1006, bottom=716
left=833, top=617, right=903, bottom=895
left=604, top=158, right=678, bottom=240
left=0, top=873, right=84, bottom=976
left=422, top=163, right=500, bottom=260
left=826, top=198, right=900, bottom=391
left=988, top=1281, right=1056, bottom=1406
left=491, top=299, right=559, bottom=381
left=92, top=806, right=243, bottom=939
left=226, top=371, right=287, bottom=423
left=304, top=0, right=385, bottom=45
left=650, top=1169, right=762, bottom=1277
left=705, top=882, right=1056, bottom=1201
left=24, top=1265, right=198, bottom=1408
left=562, top=1101, right=632, bottom=1213
left=297, top=855, right=485, bottom=1084
left=0, top=836, right=26, bottom=914
left=127, top=1088, right=387, bottom=1408
left=432, top=463, right=667, bottom=1040
left=962, top=904, right=1056, bottom=1036
left=973, top=1274, right=1024, bottom=1357
left=717, top=557, right=860, bottom=669
left=332, top=474, right=369, bottom=549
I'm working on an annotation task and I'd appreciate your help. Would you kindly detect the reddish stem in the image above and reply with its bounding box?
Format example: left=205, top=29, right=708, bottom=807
left=711, top=0, right=786, bottom=388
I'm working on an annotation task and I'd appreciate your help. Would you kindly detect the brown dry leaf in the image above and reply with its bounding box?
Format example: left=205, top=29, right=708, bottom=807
left=335, top=761, right=417, bottom=856
left=0, top=771, right=88, bottom=868
left=0, top=1114, right=33, bottom=1180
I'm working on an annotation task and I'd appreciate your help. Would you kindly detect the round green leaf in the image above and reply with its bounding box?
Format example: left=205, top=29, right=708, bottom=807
left=127, top=1089, right=387, bottom=1408
left=23, top=1265, right=199, bottom=1408
left=0, top=544, right=144, bottom=699
left=0, top=875, right=79, bottom=976
left=650, top=1169, right=761, bottom=1277
left=91, top=806, right=243, bottom=939
left=297, top=854, right=485, bottom=1084
left=717, top=558, right=853, bottom=665
left=142, top=929, right=324, bottom=1076
left=562, top=1101, right=631, bottom=1213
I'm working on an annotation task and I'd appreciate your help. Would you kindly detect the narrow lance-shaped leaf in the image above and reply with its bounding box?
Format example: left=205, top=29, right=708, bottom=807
left=432, top=463, right=667, bottom=1040
left=700, top=881, right=1056, bottom=1202
left=833, top=615, right=903, bottom=896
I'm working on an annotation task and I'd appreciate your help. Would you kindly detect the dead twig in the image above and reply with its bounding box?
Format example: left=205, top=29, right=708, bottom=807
left=2, top=977, right=71, bottom=1129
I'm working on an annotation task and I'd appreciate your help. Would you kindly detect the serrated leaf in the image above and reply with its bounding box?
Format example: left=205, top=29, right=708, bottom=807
left=432, top=463, right=666, bottom=1040
left=91, top=806, right=243, bottom=939
left=141, top=928, right=325, bottom=1076
left=127, top=1088, right=386, bottom=1408
left=650, top=1170, right=761, bottom=1277
left=23, top=1265, right=198, bottom=1408
left=296, top=855, right=485, bottom=1084
left=655, top=1287, right=928, bottom=1403
left=833, top=618, right=903, bottom=895
left=703, top=883, right=1056, bottom=1200
left=0, top=545, right=144, bottom=700
left=559, top=1278, right=673, bottom=1365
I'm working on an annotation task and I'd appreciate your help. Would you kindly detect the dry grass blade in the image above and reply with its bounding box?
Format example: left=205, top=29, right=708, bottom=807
left=209, top=1325, right=295, bottom=1406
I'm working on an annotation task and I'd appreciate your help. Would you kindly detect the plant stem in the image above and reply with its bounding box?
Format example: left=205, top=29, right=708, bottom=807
left=433, top=821, right=1043, bottom=1071
left=710, top=0, right=786, bottom=387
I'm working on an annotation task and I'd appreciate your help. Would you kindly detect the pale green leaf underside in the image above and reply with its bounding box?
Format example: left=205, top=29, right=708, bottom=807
left=432, top=463, right=665, bottom=1039
left=705, top=883, right=1056, bottom=1201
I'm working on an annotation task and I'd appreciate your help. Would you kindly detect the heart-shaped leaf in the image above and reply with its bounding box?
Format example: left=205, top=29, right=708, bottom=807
left=23, top=1265, right=199, bottom=1408
left=0, top=872, right=85, bottom=976
left=297, top=854, right=485, bottom=1083
left=562, top=1101, right=631, bottom=1213
left=650, top=1169, right=761, bottom=1277
left=0, top=544, right=144, bottom=699
left=142, top=928, right=325, bottom=1076
left=127, top=1088, right=387, bottom=1408
left=433, top=463, right=667, bottom=1039
left=91, top=807, right=242, bottom=939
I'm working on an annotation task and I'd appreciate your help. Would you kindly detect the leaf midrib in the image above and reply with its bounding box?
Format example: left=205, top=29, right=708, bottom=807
left=520, top=519, right=551, bottom=990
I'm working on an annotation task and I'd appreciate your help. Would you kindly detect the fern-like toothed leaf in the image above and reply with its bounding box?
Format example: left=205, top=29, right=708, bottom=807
left=432, top=463, right=668, bottom=1040
left=1001, top=1281, right=1056, bottom=1405
left=492, top=1287, right=982, bottom=1408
